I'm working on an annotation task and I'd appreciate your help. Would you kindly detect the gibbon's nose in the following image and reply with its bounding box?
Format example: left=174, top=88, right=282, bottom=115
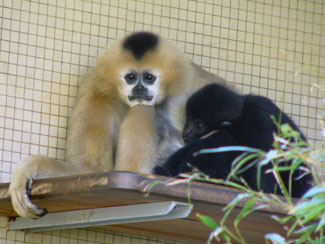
left=182, top=130, right=192, bottom=144
left=133, top=83, right=146, bottom=92
left=182, top=136, right=189, bottom=144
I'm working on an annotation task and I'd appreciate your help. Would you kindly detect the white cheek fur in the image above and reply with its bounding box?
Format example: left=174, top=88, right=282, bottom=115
left=119, top=69, right=162, bottom=107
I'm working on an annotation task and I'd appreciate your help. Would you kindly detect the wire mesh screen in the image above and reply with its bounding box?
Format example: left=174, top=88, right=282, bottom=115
left=0, top=0, right=324, bottom=243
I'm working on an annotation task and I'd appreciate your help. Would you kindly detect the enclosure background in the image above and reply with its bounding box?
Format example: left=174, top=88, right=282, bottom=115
left=0, top=0, right=324, bottom=243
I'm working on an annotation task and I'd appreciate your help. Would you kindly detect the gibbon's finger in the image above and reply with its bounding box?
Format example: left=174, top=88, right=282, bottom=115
left=26, top=177, right=34, bottom=196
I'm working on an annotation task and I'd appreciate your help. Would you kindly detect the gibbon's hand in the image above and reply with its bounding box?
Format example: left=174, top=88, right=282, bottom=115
left=9, top=155, right=48, bottom=219
left=153, top=150, right=192, bottom=177
left=153, top=165, right=173, bottom=176
left=9, top=155, right=94, bottom=218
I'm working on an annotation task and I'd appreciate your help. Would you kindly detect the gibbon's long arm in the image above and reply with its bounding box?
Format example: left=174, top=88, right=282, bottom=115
left=115, top=105, right=158, bottom=173
left=8, top=155, right=98, bottom=219
left=66, top=77, right=127, bottom=172
left=8, top=80, right=127, bottom=219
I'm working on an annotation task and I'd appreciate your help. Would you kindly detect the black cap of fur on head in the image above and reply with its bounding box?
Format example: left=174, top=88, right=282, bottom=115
left=123, top=32, right=159, bottom=60
left=186, top=83, right=245, bottom=125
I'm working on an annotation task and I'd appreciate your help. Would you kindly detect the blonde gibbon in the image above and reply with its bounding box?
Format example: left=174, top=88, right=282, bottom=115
left=9, top=32, right=226, bottom=218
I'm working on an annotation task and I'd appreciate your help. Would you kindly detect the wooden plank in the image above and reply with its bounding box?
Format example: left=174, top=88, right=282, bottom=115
left=0, top=172, right=291, bottom=243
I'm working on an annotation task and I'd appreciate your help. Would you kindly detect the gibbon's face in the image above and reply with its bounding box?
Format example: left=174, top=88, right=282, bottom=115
left=119, top=68, right=162, bottom=107
left=118, top=32, right=164, bottom=107
left=182, top=83, right=243, bottom=143
left=182, top=111, right=233, bottom=144
left=99, top=32, right=188, bottom=107
left=182, top=116, right=208, bottom=144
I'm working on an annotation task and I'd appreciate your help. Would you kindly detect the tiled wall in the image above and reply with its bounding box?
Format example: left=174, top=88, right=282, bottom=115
left=0, top=0, right=324, bottom=243
left=0, top=216, right=190, bottom=244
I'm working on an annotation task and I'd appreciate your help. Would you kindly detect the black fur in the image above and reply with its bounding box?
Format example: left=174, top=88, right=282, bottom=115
left=123, top=32, right=159, bottom=60
left=154, top=83, right=312, bottom=198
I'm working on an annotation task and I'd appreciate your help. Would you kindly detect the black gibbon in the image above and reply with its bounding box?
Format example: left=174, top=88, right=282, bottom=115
left=9, top=32, right=225, bottom=218
left=154, top=83, right=312, bottom=198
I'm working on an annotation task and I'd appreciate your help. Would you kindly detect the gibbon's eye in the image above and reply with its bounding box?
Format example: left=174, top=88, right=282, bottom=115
left=196, top=122, right=204, bottom=129
left=142, top=71, right=156, bottom=84
left=221, top=121, right=232, bottom=127
left=125, top=72, right=138, bottom=84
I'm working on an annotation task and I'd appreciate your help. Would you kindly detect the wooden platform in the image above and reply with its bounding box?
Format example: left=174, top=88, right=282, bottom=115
left=0, top=172, right=290, bottom=243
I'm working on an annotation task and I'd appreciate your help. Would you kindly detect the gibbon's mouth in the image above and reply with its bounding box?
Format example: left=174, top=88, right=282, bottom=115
left=128, top=95, right=153, bottom=101
left=200, top=130, right=218, bottom=139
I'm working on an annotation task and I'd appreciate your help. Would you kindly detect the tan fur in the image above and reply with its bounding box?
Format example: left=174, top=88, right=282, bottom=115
left=115, top=105, right=158, bottom=173
left=67, top=77, right=127, bottom=171
left=9, top=32, right=227, bottom=218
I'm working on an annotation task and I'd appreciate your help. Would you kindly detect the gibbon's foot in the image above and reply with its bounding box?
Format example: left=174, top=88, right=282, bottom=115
left=26, top=177, right=48, bottom=217
left=9, top=176, right=48, bottom=219
left=9, top=155, right=49, bottom=219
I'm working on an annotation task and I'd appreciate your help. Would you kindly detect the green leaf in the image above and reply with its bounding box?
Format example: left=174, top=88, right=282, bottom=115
left=280, top=123, right=293, bottom=133
left=197, top=213, right=218, bottom=230
left=205, top=178, right=248, bottom=191
left=231, top=152, right=250, bottom=170
left=295, top=224, right=316, bottom=244
left=259, top=150, right=280, bottom=167
left=227, top=153, right=260, bottom=180
left=142, top=180, right=166, bottom=195
left=273, top=166, right=297, bottom=172
left=265, top=233, right=286, bottom=244
left=293, top=223, right=317, bottom=234
left=220, top=208, right=232, bottom=226
left=293, top=198, right=325, bottom=215
left=257, top=161, right=263, bottom=190
left=271, top=215, right=293, bottom=224
left=295, top=170, right=310, bottom=180
left=234, top=198, right=257, bottom=226
left=315, top=216, right=325, bottom=232
left=193, top=146, right=263, bottom=157
left=314, top=237, right=325, bottom=244
left=207, top=231, right=215, bottom=244
left=300, top=208, right=323, bottom=225
left=236, top=158, right=261, bottom=175
left=287, top=219, right=299, bottom=236
left=224, top=193, right=251, bottom=211
left=302, top=186, right=325, bottom=199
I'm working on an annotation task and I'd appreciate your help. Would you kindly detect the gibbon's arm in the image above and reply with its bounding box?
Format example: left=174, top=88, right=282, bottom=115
left=115, top=105, right=158, bottom=173
left=168, top=63, right=228, bottom=131
left=8, top=155, right=98, bottom=219
left=9, top=74, right=128, bottom=219
left=66, top=77, right=127, bottom=171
